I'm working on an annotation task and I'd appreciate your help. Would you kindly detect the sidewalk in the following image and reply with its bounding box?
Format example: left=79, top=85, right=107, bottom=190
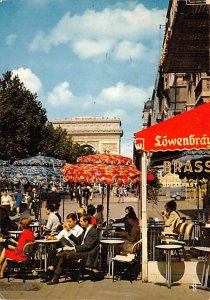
left=0, top=276, right=209, bottom=300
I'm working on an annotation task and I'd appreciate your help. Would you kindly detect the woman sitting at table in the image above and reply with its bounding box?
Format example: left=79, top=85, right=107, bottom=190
left=0, top=218, right=35, bottom=278
left=119, top=211, right=141, bottom=254
left=113, top=206, right=138, bottom=233
left=162, top=200, right=180, bottom=233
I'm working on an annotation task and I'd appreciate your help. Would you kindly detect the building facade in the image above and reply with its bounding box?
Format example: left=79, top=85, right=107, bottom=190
left=52, top=117, right=123, bottom=155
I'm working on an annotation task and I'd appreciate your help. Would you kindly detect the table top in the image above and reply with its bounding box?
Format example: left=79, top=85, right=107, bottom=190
left=100, top=239, right=125, bottom=245
left=8, top=230, right=23, bottom=234
left=155, top=244, right=183, bottom=250
left=35, top=239, right=59, bottom=244
left=148, top=224, right=165, bottom=228
left=193, top=246, right=210, bottom=253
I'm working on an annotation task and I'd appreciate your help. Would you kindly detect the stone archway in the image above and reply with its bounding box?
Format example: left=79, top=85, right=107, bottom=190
left=80, top=143, right=97, bottom=154
left=52, top=117, right=123, bottom=154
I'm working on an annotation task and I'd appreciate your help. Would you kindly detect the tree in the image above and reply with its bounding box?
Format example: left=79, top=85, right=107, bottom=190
left=0, top=71, right=95, bottom=162
left=40, top=123, right=95, bottom=163
left=0, top=71, right=48, bottom=161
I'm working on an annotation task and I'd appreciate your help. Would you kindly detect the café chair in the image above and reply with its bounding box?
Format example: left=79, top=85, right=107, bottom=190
left=63, top=246, right=100, bottom=283
left=7, top=241, right=37, bottom=283
left=112, top=239, right=142, bottom=283
left=163, top=222, right=196, bottom=260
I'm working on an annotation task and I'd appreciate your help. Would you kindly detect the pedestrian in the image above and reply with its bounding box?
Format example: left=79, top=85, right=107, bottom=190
left=1, top=189, right=13, bottom=214
left=118, top=185, right=124, bottom=203
left=15, top=189, right=24, bottom=215
left=31, top=188, right=40, bottom=220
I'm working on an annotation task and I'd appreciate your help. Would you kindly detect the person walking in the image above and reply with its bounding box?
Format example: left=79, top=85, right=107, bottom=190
left=118, top=185, right=124, bottom=203
left=15, top=189, right=24, bottom=215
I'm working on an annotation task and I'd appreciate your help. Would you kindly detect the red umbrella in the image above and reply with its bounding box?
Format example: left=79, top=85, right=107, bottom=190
left=61, top=163, right=141, bottom=185
left=61, top=153, right=154, bottom=225
left=77, top=153, right=132, bottom=165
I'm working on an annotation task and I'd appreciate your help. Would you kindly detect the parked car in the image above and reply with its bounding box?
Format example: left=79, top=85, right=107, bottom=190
left=170, top=187, right=185, bottom=201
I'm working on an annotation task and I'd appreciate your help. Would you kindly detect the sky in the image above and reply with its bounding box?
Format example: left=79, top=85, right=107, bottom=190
left=0, top=0, right=168, bottom=158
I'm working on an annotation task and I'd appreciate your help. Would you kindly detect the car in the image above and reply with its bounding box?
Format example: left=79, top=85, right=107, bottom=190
left=170, top=187, right=185, bottom=201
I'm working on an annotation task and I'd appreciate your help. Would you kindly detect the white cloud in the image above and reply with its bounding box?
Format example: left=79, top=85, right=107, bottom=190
left=72, top=39, right=113, bottom=60
left=12, top=67, right=42, bottom=94
left=5, top=34, right=17, bottom=46
left=113, top=41, right=147, bottom=61
left=29, top=4, right=166, bottom=61
left=47, top=81, right=75, bottom=106
left=47, top=80, right=152, bottom=113
left=98, top=82, right=153, bottom=107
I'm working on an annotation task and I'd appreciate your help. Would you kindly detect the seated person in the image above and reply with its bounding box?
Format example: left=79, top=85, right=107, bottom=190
left=113, top=206, right=138, bottom=233
left=46, top=213, right=83, bottom=245
left=0, top=218, right=35, bottom=278
left=87, top=204, right=97, bottom=225
left=95, top=205, right=104, bottom=229
left=162, top=200, right=180, bottom=233
left=42, top=213, right=84, bottom=282
left=42, top=204, right=60, bottom=234
left=46, top=214, right=99, bottom=285
left=77, top=207, right=86, bottom=220
left=52, top=202, right=62, bottom=223
left=0, top=206, right=18, bottom=252
left=19, top=203, right=31, bottom=222
left=119, top=212, right=141, bottom=254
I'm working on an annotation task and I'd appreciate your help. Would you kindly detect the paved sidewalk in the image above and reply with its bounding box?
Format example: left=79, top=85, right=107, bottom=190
left=0, top=277, right=209, bottom=300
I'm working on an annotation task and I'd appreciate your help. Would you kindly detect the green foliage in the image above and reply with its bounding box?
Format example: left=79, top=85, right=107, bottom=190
left=0, top=71, right=47, bottom=161
left=0, top=71, right=96, bottom=163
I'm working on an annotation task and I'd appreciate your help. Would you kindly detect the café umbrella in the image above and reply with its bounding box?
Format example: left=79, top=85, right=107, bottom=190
left=61, top=153, right=153, bottom=225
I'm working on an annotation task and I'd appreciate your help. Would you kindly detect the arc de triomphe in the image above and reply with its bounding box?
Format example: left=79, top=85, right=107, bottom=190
left=52, top=117, right=123, bottom=154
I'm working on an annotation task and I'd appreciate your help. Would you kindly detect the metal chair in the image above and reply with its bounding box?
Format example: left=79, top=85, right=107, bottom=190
left=112, top=239, right=142, bottom=283
left=7, top=241, right=37, bottom=283
left=163, top=222, right=196, bottom=260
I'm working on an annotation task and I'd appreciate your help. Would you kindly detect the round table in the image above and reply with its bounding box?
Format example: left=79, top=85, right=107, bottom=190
left=155, top=244, right=183, bottom=288
left=190, top=246, right=210, bottom=291
left=8, top=231, right=23, bottom=239
left=100, top=239, right=124, bottom=277
left=36, top=239, right=59, bottom=272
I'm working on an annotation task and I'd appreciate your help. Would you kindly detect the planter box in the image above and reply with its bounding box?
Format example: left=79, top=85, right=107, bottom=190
left=148, top=261, right=204, bottom=284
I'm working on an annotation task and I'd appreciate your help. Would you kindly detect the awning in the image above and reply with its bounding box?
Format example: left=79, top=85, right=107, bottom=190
left=134, top=102, right=210, bottom=152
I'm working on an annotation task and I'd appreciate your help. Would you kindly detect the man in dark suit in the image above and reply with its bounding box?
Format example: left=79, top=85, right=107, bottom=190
left=47, top=214, right=99, bottom=285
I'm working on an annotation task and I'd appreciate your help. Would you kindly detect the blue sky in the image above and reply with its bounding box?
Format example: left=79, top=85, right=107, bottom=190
left=0, top=0, right=168, bottom=157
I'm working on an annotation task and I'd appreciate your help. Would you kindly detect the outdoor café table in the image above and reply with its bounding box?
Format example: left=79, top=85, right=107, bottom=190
left=100, top=239, right=124, bottom=277
left=148, top=223, right=164, bottom=261
left=36, top=239, right=59, bottom=272
left=155, top=244, right=183, bottom=288
left=8, top=230, right=22, bottom=239
left=190, top=246, right=210, bottom=291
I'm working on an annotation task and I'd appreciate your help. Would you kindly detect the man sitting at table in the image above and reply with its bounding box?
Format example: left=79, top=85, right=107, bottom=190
left=46, top=213, right=99, bottom=285
left=41, top=213, right=84, bottom=282
left=46, top=213, right=83, bottom=246
left=42, top=204, right=60, bottom=234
